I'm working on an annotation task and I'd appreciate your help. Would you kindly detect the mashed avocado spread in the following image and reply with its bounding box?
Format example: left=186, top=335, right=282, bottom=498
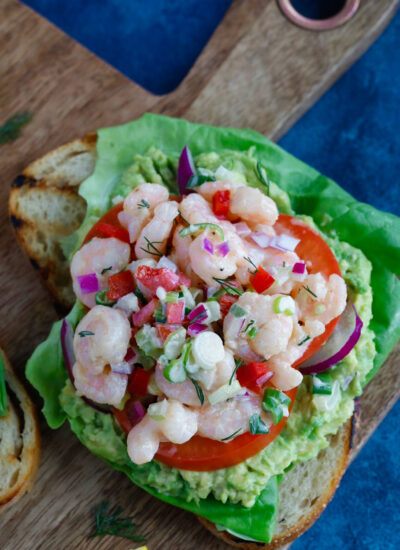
left=59, top=148, right=375, bottom=508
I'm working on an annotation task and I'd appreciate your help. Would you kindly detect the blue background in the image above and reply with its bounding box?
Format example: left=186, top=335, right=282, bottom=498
left=22, top=1, right=400, bottom=548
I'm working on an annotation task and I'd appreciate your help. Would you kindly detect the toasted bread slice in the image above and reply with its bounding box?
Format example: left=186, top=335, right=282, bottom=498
left=0, top=348, right=40, bottom=512
left=9, top=138, right=353, bottom=546
left=200, top=417, right=352, bottom=549
left=9, top=134, right=97, bottom=311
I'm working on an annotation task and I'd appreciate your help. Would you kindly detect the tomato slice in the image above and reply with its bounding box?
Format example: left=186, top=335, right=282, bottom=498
left=155, top=386, right=297, bottom=470
left=83, top=202, right=124, bottom=244
left=274, top=214, right=342, bottom=367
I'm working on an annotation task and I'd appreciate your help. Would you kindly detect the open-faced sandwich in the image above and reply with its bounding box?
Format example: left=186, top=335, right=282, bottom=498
left=10, top=115, right=400, bottom=546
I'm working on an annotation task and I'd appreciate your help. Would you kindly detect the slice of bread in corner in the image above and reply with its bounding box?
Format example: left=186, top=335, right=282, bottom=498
left=199, top=417, right=352, bottom=549
left=9, top=134, right=97, bottom=312
left=0, top=348, right=40, bottom=512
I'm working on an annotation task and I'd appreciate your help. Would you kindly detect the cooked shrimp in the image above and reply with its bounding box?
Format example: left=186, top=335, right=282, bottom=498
left=127, top=399, right=198, bottom=464
left=197, top=179, right=243, bottom=202
left=189, top=230, right=238, bottom=286
left=155, top=364, right=201, bottom=407
left=73, top=305, right=131, bottom=375
left=118, top=183, right=169, bottom=243
left=179, top=193, right=216, bottom=225
left=135, top=201, right=179, bottom=259
left=197, top=395, right=266, bottom=441
left=230, top=186, right=278, bottom=226
left=72, top=362, right=127, bottom=406
left=297, top=273, right=347, bottom=324
left=170, top=225, right=202, bottom=286
left=209, top=349, right=236, bottom=391
left=70, top=237, right=131, bottom=308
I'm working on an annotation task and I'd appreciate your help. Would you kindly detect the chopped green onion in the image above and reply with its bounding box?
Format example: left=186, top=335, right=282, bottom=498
left=163, top=359, right=187, bottom=383
left=186, top=173, right=216, bottom=189
left=220, top=428, right=242, bottom=442
left=154, top=302, right=167, bottom=323
left=134, top=286, right=147, bottom=306
left=148, top=399, right=168, bottom=420
left=165, top=291, right=179, bottom=304
left=273, top=296, right=296, bottom=316
left=208, top=380, right=243, bottom=405
left=95, top=289, right=115, bottom=307
left=312, top=372, right=332, bottom=395
left=164, top=327, right=186, bottom=360
left=262, top=388, right=291, bottom=424
left=179, top=223, right=224, bottom=241
left=229, top=358, right=242, bottom=385
left=247, top=326, right=258, bottom=340
left=207, top=288, right=225, bottom=301
left=190, top=377, right=204, bottom=405
left=249, top=414, right=270, bottom=435
left=78, top=330, right=95, bottom=337
left=0, top=354, right=7, bottom=417
left=230, top=303, right=248, bottom=318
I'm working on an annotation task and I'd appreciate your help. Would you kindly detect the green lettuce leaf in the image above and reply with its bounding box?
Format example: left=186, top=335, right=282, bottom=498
left=26, top=114, right=400, bottom=541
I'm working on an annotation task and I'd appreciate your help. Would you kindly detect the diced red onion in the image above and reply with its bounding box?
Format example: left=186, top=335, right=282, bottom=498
left=157, top=256, right=178, bottom=272
left=124, top=347, right=138, bottom=364
left=187, top=304, right=208, bottom=322
left=299, top=302, right=363, bottom=375
left=256, top=371, right=274, bottom=387
left=110, top=361, right=133, bottom=375
left=202, top=238, right=214, bottom=255
left=217, top=241, right=230, bottom=257
left=250, top=232, right=271, bottom=248
left=126, top=400, right=146, bottom=426
left=268, top=234, right=300, bottom=252
left=77, top=273, right=99, bottom=295
left=233, top=222, right=251, bottom=237
left=187, top=323, right=208, bottom=337
left=292, top=262, right=306, bottom=274
left=177, top=146, right=196, bottom=195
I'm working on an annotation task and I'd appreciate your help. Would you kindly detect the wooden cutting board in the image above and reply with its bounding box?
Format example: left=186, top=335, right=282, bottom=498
left=0, top=0, right=399, bottom=548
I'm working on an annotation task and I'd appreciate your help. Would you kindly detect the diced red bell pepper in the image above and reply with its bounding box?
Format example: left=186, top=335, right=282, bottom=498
left=166, top=301, right=184, bottom=324
left=212, top=190, right=230, bottom=216
left=96, top=222, right=130, bottom=244
left=131, top=298, right=159, bottom=328
left=251, top=266, right=275, bottom=294
left=136, top=265, right=180, bottom=293
left=177, top=272, right=191, bottom=288
left=107, top=270, right=135, bottom=301
left=219, top=294, right=238, bottom=319
left=236, top=362, right=273, bottom=394
left=156, top=323, right=182, bottom=343
left=128, top=368, right=150, bottom=397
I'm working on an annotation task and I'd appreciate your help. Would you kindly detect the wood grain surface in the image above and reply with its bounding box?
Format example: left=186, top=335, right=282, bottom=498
left=0, top=0, right=399, bottom=548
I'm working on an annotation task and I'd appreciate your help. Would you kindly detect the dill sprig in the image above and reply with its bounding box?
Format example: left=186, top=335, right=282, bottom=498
left=255, top=161, right=270, bottom=195
left=221, top=428, right=242, bottom=442
left=140, top=237, right=163, bottom=257
left=302, top=285, right=318, bottom=299
left=229, top=358, right=242, bottom=385
left=101, top=266, right=112, bottom=275
left=212, top=277, right=243, bottom=296
left=0, top=112, right=33, bottom=144
left=137, top=199, right=150, bottom=209
left=298, top=335, right=311, bottom=346
left=91, top=501, right=146, bottom=542
left=78, top=330, right=95, bottom=337
left=190, top=377, right=204, bottom=406
left=244, top=256, right=258, bottom=275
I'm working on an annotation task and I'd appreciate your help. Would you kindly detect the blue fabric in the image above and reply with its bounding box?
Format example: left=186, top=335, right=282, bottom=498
left=22, top=0, right=400, bottom=547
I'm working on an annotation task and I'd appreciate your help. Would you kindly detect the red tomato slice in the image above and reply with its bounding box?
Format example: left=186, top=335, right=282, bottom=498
left=83, top=202, right=124, bottom=244
left=274, top=214, right=342, bottom=367
left=155, top=386, right=297, bottom=471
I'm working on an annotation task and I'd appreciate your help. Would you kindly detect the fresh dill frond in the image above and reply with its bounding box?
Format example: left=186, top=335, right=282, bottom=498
left=220, top=428, right=242, bottom=441
left=139, top=237, right=163, bottom=257
left=244, top=256, right=258, bottom=275
left=190, top=377, right=204, bottom=405
left=302, top=285, right=318, bottom=299
left=91, top=501, right=146, bottom=542
left=137, top=199, right=150, bottom=209
left=229, top=358, right=242, bottom=385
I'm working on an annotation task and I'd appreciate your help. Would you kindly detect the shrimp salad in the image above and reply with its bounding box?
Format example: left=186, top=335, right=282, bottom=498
left=69, top=160, right=350, bottom=470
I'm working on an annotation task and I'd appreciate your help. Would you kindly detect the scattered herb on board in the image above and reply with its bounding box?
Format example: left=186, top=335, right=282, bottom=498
left=0, top=112, right=33, bottom=144
left=91, top=501, right=146, bottom=542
